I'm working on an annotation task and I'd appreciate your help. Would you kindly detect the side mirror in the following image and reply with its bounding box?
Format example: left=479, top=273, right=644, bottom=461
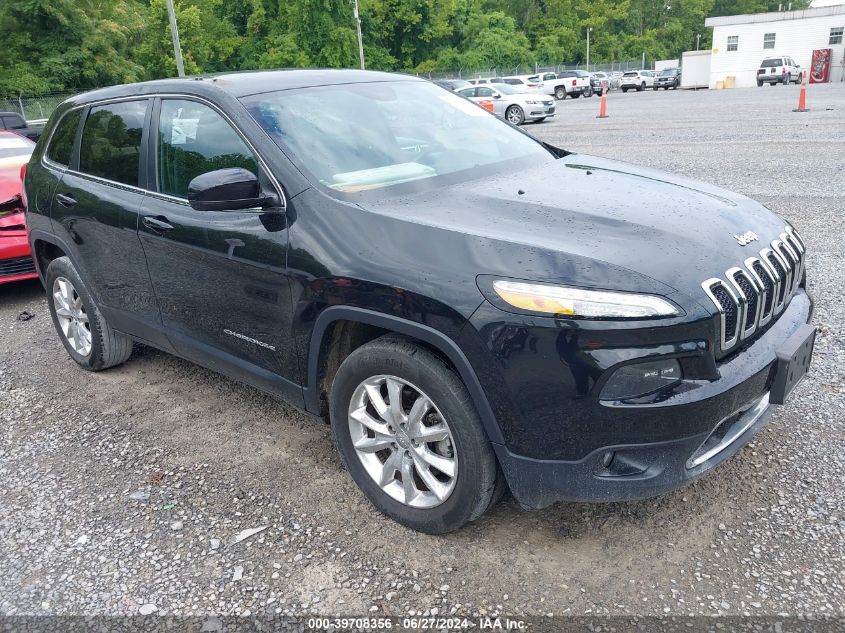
left=188, top=168, right=273, bottom=212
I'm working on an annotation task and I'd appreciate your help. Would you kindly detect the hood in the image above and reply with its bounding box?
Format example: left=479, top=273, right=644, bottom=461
left=363, top=154, right=789, bottom=310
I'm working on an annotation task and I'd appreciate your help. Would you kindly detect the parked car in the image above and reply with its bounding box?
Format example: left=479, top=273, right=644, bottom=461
left=757, top=56, right=803, bottom=86
left=457, top=83, right=554, bottom=125
left=468, top=77, right=504, bottom=86
left=26, top=70, right=814, bottom=534
left=589, top=72, right=613, bottom=95
left=620, top=70, right=654, bottom=92
left=0, top=131, right=37, bottom=284
left=500, top=76, right=543, bottom=91
left=0, top=111, right=43, bottom=141
left=556, top=70, right=593, bottom=98
left=432, top=78, right=472, bottom=92
left=524, top=71, right=574, bottom=100
left=654, top=67, right=681, bottom=90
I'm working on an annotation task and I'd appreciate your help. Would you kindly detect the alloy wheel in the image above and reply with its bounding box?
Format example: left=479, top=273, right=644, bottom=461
left=348, top=375, right=458, bottom=508
left=53, top=276, right=92, bottom=357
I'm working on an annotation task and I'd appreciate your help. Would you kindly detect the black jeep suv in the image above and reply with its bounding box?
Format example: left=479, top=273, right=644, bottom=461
left=24, top=70, right=814, bottom=534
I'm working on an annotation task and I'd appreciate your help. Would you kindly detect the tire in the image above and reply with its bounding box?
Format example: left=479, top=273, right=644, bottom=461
left=622, top=87, right=628, bottom=93
left=554, top=86, right=566, bottom=100
left=653, top=86, right=658, bottom=91
left=585, top=87, right=593, bottom=97
left=45, top=256, right=133, bottom=371
left=571, top=93, right=580, bottom=99
left=637, top=82, right=645, bottom=91
left=329, top=336, right=500, bottom=534
left=505, top=105, right=525, bottom=125
left=757, top=81, right=763, bottom=87
left=783, top=74, right=790, bottom=85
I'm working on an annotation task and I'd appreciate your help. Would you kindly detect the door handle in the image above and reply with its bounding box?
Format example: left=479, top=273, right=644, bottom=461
left=56, top=193, right=77, bottom=208
left=142, top=215, right=174, bottom=232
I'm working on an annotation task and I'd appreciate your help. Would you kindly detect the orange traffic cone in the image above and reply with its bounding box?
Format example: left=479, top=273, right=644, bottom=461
left=596, top=81, right=609, bottom=118
left=793, top=72, right=808, bottom=112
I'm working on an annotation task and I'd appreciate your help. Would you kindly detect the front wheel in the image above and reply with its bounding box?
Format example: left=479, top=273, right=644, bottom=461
left=505, top=105, right=525, bottom=125
left=45, top=256, right=133, bottom=371
left=637, top=82, right=645, bottom=91
left=329, top=336, right=501, bottom=534
left=622, top=87, right=629, bottom=93
left=554, top=86, right=566, bottom=100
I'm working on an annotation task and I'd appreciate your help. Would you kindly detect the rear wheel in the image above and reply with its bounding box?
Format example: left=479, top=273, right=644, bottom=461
left=329, top=336, right=500, bottom=534
left=505, top=105, right=525, bottom=125
left=637, top=82, right=645, bottom=91
left=45, top=257, right=133, bottom=371
left=757, top=80, right=763, bottom=87
left=783, top=74, right=790, bottom=85
left=554, top=86, right=566, bottom=100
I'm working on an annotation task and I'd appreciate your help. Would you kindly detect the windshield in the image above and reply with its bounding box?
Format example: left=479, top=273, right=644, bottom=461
left=659, top=69, right=677, bottom=76
left=623, top=71, right=638, bottom=77
left=0, top=133, right=34, bottom=161
left=243, top=81, right=550, bottom=193
left=761, top=59, right=782, bottom=67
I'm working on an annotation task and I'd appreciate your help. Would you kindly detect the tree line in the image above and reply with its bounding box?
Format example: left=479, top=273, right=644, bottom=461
left=0, top=0, right=809, bottom=96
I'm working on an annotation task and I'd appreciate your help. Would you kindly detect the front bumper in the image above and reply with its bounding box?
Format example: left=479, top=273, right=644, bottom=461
left=0, top=233, right=38, bottom=284
left=526, top=105, right=555, bottom=120
left=465, top=290, right=813, bottom=509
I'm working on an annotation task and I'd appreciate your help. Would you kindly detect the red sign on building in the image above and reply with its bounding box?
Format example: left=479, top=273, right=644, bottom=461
left=810, top=48, right=832, bottom=84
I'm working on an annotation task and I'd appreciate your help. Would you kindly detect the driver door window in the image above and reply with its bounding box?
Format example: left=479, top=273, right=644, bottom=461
left=158, top=99, right=258, bottom=198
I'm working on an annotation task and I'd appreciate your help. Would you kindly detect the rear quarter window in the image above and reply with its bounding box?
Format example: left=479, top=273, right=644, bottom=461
left=79, top=101, right=147, bottom=187
left=46, top=109, right=83, bottom=167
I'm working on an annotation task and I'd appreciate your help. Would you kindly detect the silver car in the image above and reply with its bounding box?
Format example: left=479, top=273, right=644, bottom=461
left=457, top=83, right=554, bottom=125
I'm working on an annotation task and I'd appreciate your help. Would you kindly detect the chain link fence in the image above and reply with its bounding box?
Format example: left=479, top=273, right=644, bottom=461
left=0, top=91, right=76, bottom=124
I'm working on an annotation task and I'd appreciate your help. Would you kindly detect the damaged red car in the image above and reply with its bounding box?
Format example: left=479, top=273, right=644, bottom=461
left=0, top=130, right=37, bottom=284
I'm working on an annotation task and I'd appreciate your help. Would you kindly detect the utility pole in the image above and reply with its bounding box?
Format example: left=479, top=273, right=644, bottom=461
left=586, top=28, right=593, bottom=72
left=696, top=33, right=701, bottom=51
left=165, top=0, right=186, bottom=77
left=353, top=0, right=365, bottom=70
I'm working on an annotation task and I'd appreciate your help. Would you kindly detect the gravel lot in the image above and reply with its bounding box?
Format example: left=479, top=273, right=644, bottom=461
left=1, top=83, right=843, bottom=622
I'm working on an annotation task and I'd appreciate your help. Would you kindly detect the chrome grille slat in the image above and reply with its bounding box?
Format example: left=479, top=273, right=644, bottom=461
left=701, top=226, right=805, bottom=353
left=747, top=257, right=775, bottom=327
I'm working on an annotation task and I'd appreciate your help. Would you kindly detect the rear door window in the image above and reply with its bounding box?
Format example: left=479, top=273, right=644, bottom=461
left=46, top=109, right=82, bottom=167
left=79, top=101, right=148, bottom=187
left=157, top=99, right=258, bottom=199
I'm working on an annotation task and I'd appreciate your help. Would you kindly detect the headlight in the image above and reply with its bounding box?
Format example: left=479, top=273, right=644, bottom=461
left=492, top=280, right=678, bottom=318
left=600, top=358, right=682, bottom=400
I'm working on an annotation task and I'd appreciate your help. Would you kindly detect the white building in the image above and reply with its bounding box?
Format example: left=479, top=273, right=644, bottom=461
left=705, top=4, right=845, bottom=88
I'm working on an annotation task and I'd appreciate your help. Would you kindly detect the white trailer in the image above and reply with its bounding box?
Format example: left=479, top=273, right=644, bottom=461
left=681, top=50, right=712, bottom=89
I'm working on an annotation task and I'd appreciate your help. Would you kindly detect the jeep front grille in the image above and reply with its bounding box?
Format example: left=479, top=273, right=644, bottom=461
left=701, top=226, right=805, bottom=353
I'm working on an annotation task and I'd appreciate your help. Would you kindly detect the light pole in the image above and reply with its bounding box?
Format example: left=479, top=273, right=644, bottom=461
left=586, top=27, right=593, bottom=72
left=352, top=0, right=365, bottom=70
left=165, top=0, right=185, bottom=77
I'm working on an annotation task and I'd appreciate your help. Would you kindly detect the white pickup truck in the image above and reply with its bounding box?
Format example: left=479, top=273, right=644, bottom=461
left=527, top=71, right=592, bottom=100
